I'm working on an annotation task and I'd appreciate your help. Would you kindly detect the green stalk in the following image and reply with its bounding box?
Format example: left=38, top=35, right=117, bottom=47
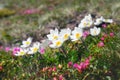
left=81, top=38, right=89, bottom=53
left=59, top=46, right=67, bottom=58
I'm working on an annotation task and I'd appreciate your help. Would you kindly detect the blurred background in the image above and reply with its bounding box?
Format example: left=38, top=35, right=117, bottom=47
left=0, top=0, right=120, bottom=46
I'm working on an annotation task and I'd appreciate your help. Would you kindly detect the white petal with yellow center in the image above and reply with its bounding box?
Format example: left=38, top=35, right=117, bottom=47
left=70, top=27, right=83, bottom=41
left=21, top=37, right=32, bottom=48
left=90, top=27, right=101, bottom=36
left=63, top=34, right=69, bottom=40
left=49, top=38, right=64, bottom=48
left=60, top=28, right=71, bottom=41
left=47, top=28, right=59, bottom=41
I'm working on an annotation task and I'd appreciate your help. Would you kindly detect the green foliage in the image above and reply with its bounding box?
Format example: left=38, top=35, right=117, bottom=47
left=0, top=0, right=120, bottom=79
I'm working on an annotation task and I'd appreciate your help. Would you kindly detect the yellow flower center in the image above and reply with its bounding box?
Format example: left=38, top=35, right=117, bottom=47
left=84, top=22, right=90, bottom=27
left=53, top=35, right=58, bottom=40
left=56, top=41, right=61, bottom=47
left=33, top=47, right=38, bottom=53
left=26, top=41, right=30, bottom=45
left=64, top=34, right=69, bottom=40
left=20, top=51, right=25, bottom=55
left=94, top=30, right=97, bottom=35
left=84, top=22, right=87, bottom=26
left=76, top=33, right=81, bottom=39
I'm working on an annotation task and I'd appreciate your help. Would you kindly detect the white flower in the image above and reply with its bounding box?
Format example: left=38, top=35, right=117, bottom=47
left=27, top=42, right=41, bottom=54
left=79, top=14, right=93, bottom=28
left=49, top=38, right=64, bottom=48
left=90, top=27, right=101, bottom=36
left=21, top=37, right=32, bottom=48
left=79, top=20, right=93, bottom=28
left=14, top=48, right=27, bottom=56
left=94, top=16, right=104, bottom=25
left=70, top=27, right=83, bottom=41
left=103, top=19, right=113, bottom=23
left=59, top=28, right=71, bottom=41
left=47, top=28, right=59, bottom=41
left=41, top=39, right=51, bottom=48
left=84, top=14, right=92, bottom=21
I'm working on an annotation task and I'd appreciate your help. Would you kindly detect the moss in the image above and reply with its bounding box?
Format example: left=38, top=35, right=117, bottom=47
left=0, top=8, right=15, bottom=17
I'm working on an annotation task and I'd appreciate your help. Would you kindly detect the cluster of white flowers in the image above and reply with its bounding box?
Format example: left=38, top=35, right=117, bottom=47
left=14, top=37, right=47, bottom=56
left=14, top=14, right=113, bottom=56
left=47, top=14, right=113, bottom=48
left=94, top=16, right=113, bottom=25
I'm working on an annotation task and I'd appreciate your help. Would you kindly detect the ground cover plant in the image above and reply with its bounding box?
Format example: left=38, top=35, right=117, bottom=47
left=0, top=0, right=120, bottom=80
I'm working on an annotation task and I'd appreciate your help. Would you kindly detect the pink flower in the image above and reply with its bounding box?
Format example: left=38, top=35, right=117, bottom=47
left=102, top=24, right=107, bottom=28
left=83, top=31, right=90, bottom=39
left=80, top=62, right=87, bottom=70
left=85, top=59, right=90, bottom=63
left=0, top=46, right=3, bottom=50
left=77, top=65, right=82, bottom=70
left=110, top=32, right=114, bottom=37
left=84, top=61, right=89, bottom=68
left=100, top=37, right=105, bottom=41
left=52, top=66, right=57, bottom=72
left=5, top=47, right=10, bottom=52
left=97, top=41, right=104, bottom=47
left=12, top=47, right=20, bottom=55
left=14, top=47, right=20, bottom=51
left=39, top=48, right=45, bottom=54
left=59, top=75, right=64, bottom=80
left=103, top=34, right=108, bottom=38
left=73, top=63, right=79, bottom=68
left=84, top=62, right=89, bottom=67
left=88, top=56, right=92, bottom=60
left=68, top=61, right=73, bottom=68
left=48, top=68, right=53, bottom=72
left=53, top=77, right=57, bottom=80
left=73, top=63, right=83, bottom=71
left=0, top=66, right=3, bottom=71
left=73, top=56, right=91, bottom=72
left=23, top=9, right=38, bottom=15
left=80, top=62, right=84, bottom=67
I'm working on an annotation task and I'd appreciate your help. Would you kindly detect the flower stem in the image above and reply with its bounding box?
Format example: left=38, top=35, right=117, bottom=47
left=59, top=46, right=67, bottom=58
left=82, top=73, right=90, bottom=80
left=81, top=38, right=89, bottom=53
left=75, top=42, right=82, bottom=60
